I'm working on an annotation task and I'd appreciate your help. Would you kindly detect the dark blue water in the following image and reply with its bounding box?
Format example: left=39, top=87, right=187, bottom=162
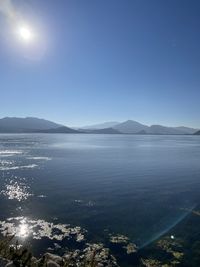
left=0, top=134, right=200, bottom=264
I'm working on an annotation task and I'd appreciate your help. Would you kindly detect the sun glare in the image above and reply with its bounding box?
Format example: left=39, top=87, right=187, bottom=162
left=18, top=219, right=29, bottom=238
left=17, top=25, right=34, bottom=43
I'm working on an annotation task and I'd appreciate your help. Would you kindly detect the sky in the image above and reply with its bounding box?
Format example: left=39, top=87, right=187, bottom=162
left=0, top=0, right=200, bottom=128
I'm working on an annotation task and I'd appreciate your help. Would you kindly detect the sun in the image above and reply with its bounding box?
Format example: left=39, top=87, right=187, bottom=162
left=17, top=25, right=34, bottom=43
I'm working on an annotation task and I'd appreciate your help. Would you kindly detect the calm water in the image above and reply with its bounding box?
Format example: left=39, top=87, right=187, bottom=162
left=0, top=134, right=200, bottom=265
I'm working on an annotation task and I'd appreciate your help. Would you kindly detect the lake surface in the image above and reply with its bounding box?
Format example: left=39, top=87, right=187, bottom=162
left=0, top=134, right=200, bottom=266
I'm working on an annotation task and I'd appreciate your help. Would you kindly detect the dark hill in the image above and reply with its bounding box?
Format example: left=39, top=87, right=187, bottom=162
left=0, top=117, right=62, bottom=133
left=194, top=130, right=200, bottom=135
left=38, top=126, right=79, bottom=134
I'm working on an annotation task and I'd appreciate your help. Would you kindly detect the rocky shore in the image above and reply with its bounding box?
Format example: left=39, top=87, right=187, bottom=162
left=0, top=217, right=138, bottom=267
left=0, top=236, right=119, bottom=267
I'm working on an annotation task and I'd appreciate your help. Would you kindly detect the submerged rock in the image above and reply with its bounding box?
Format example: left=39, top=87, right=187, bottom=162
left=63, top=243, right=119, bottom=266
left=141, top=258, right=163, bottom=267
left=0, top=217, right=141, bottom=266
left=123, top=243, right=137, bottom=254
left=110, top=234, right=129, bottom=244
left=0, top=217, right=86, bottom=242
left=110, top=234, right=137, bottom=254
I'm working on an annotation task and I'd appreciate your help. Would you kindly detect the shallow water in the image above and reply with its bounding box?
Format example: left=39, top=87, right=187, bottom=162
left=0, top=134, right=200, bottom=264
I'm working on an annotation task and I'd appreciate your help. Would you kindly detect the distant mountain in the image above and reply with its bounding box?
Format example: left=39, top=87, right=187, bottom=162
left=82, top=121, right=119, bottom=129
left=38, top=126, right=79, bottom=134
left=82, top=128, right=121, bottom=134
left=111, top=120, right=198, bottom=135
left=175, top=126, right=198, bottom=134
left=0, top=117, right=79, bottom=134
left=0, top=117, right=198, bottom=135
left=0, top=117, right=63, bottom=133
left=194, top=130, right=200, bottom=135
left=147, top=125, right=188, bottom=135
left=113, top=120, right=149, bottom=134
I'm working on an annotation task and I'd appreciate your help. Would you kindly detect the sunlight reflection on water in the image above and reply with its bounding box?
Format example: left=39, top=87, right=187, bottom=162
left=0, top=180, right=33, bottom=201
left=18, top=218, right=29, bottom=238
left=1, top=134, right=200, bottom=263
left=0, top=217, right=86, bottom=242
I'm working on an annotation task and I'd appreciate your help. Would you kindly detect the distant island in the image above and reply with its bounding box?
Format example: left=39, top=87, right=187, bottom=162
left=0, top=117, right=199, bottom=135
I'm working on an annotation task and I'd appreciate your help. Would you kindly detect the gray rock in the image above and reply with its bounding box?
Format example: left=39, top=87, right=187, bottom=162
left=5, top=262, right=15, bottom=267
left=0, top=258, right=10, bottom=267
left=46, top=260, right=60, bottom=267
left=44, top=253, right=63, bottom=265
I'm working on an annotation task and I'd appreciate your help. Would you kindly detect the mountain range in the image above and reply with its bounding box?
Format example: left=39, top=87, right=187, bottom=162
left=83, top=120, right=199, bottom=135
left=0, top=117, right=199, bottom=135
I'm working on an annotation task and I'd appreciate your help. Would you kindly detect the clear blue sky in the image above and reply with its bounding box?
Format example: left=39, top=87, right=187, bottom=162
left=0, top=0, right=200, bottom=127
